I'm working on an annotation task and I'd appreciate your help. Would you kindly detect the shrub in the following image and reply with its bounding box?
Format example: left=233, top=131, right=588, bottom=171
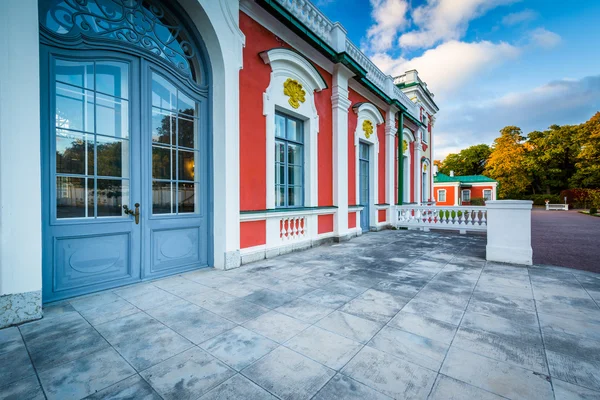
left=470, top=197, right=485, bottom=206
left=590, top=207, right=598, bottom=215
left=522, top=194, right=561, bottom=206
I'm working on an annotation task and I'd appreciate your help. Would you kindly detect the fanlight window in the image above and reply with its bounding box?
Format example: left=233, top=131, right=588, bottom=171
left=41, top=0, right=200, bottom=81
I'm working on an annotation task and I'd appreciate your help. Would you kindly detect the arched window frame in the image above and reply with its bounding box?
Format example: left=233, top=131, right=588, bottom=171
left=260, top=48, right=327, bottom=209
left=422, top=158, right=431, bottom=203
left=402, top=128, right=415, bottom=203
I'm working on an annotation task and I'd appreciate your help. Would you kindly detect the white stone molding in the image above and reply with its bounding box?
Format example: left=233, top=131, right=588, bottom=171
left=486, top=200, right=533, bottom=265
left=384, top=107, right=398, bottom=222
left=353, top=103, right=384, bottom=229
left=261, top=48, right=328, bottom=211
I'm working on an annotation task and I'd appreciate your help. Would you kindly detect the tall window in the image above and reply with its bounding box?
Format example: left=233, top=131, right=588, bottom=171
left=275, top=113, right=304, bottom=208
left=462, top=190, right=471, bottom=203
left=438, top=189, right=446, bottom=202
left=483, top=189, right=492, bottom=201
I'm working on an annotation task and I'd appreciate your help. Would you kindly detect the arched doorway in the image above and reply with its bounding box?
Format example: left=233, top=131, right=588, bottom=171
left=39, top=0, right=212, bottom=302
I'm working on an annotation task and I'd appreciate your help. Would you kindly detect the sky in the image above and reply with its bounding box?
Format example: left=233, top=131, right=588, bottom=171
left=314, top=0, right=600, bottom=160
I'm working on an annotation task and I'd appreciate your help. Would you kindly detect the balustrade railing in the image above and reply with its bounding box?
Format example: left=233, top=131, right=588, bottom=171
left=396, top=205, right=487, bottom=232
left=280, top=216, right=307, bottom=241
left=275, top=0, right=334, bottom=46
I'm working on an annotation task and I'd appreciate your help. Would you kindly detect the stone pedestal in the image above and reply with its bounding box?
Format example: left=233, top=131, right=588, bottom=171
left=486, top=200, right=533, bottom=265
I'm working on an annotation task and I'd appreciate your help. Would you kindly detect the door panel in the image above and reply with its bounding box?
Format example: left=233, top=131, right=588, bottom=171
left=359, top=143, right=370, bottom=232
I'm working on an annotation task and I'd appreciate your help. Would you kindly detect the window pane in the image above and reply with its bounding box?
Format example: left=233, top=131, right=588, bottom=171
left=178, top=182, right=196, bottom=213
left=360, top=143, right=369, bottom=160
left=152, top=109, right=174, bottom=145
left=57, top=177, right=87, bottom=218
left=96, top=94, right=129, bottom=138
left=56, top=130, right=93, bottom=175
left=287, top=118, right=303, bottom=142
left=97, top=179, right=128, bottom=217
left=152, top=73, right=176, bottom=110
left=97, top=136, right=128, bottom=177
left=152, top=146, right=171, bottom=180
left=178, top=150, right=196, bottom=181
left=288, top=186, right=302, bottom=207
left=288, top=165, right=302, bottom=186
left=177, top=116, right=196, bottom=149
left=56, top=83, right=94, bottom=132
left=178, top=91, right=195, bottom=117
left=55, top=60, right=93, bottom=89
left=153, top=181, right=173, bottom=214
left=275, top=185, right=285, bottom=207
left=288, top=143, right=302, bottom=165
left=96, top=61, right=128, bottom=99
left=275, top=114, right=286, bottom=138
left=275, top=142, right=285, bottom=163
left=275, top=163, right=284, bottom=185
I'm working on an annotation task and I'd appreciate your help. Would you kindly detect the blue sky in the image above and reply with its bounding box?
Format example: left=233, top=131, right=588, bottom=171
left=315, top=0, right=600, bottom=159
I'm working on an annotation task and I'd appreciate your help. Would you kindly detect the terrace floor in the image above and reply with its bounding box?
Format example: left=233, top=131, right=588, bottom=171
left=2, top=230, right=600, bottom=399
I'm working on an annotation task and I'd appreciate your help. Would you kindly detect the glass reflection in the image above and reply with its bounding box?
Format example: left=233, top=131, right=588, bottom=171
left=153, top=181, right=172, bottom=214
left=97, top=179, right=128, bottom=217
left=152, top=109, right=174, bottom=145
left=56, top=83, right=94, bottom=132
left=56, top=177, right=87, bottom=218
left=96, top=61, right=128, bottom=99
left=55, top=60, right=93, bottom=89
left=96, top=136, right=128, bottom=177
left=152, top=146, right=171, bottom=179
left=177, top=116, right=195, bottom=149
left=152, top=73, right=176, bottom=110
left=178, top=92, right=195, bottom=117
left=178, top=182, right=196, bottom=213
left=56, top=130, right=93, bottom=175
left=177, top=150, right=195, bottom=181
left=96, top=94, right=129, bottom=138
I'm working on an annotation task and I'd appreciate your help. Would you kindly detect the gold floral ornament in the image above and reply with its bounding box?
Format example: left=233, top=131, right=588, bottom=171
left=283, top=78, right=306, bottom=109
left=363, top=120, right=374, bottom=139
left=403, top=139, right=408, bottom=154
left=423, top=163, right=428, bottom=171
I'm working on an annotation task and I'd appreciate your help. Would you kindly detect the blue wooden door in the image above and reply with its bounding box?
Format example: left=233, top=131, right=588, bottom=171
left=359, top=142, right=370, bottom=232
left=42, top=50, right=210, bottom=302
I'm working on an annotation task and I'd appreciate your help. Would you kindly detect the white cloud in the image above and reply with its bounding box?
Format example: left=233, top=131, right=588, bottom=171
left=502, top=9, right=538, bottom=26
left=365, top=0, right=410, bottom=52
left=371, top=40, right=521, bottom=100
left=528, top=28, right=561, bottom=49
left=397, top=0, right=520, bottom=49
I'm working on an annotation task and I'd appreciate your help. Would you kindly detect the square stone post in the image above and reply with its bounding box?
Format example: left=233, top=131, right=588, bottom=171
left=486, top=200, right=533, bottom=265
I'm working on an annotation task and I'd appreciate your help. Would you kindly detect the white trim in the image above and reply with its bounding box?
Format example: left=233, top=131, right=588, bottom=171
left=462, top=189, right=471, bottom=203
left=240, top=207, right=337, bottom=221
left=261, top=48, right=327, bottom=209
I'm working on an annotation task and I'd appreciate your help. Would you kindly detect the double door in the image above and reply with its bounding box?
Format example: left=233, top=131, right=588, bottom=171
left=41, top=48, right=210, bottom=302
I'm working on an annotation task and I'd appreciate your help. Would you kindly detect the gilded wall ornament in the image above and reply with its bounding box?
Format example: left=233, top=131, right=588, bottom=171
left=283, top=78, right=306, bottom=109
left=363, top=120, right=374, bottom=139
left=423, top=163, right=428, bottom=171
left=403, top=140, right=408, bottom=154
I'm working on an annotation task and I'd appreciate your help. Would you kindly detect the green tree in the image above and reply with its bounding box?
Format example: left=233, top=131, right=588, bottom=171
left=438, top=144, right=491, bottom=176
left=571, top=112, right=600, bottom=188
left=485, top=126, right=531, bottom=199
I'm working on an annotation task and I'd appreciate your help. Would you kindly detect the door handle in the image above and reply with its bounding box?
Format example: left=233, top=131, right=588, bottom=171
left=123, top=203, right=140, bottom=225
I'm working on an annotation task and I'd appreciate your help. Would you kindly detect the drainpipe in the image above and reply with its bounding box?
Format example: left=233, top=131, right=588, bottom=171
left=397, top=111, right=404, bottom=204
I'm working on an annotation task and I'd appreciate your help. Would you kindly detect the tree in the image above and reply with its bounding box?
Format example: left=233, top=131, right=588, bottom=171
left=485, top=126, right=531, bottom=199
left=438, top=144, right=491, bottom=176
left=571, top=112, right=600, bottom=188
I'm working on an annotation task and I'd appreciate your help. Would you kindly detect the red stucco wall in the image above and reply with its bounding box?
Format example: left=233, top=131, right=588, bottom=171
left=434, top=185, right=456, bottom=206
left=318, top=214, right=334, bottom=234
left=240, top=220, right=266, bottom=248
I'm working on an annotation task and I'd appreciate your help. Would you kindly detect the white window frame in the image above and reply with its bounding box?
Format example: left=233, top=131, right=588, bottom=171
left=462, top=189, right=471, bottom=203
left=260, top=48, right=327, bottom=209
left=402, top=128, right=415, bottom=203
left=483, top=189, right=492, bottom=201
left=438, top=189, right=446, bottom=202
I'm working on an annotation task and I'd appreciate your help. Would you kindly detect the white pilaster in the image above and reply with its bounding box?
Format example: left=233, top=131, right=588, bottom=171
left=331, top=64, right=354, bottom=239
left=385, top=107, right=398, bottom=218
left=414, top=132, right=422, bottom=204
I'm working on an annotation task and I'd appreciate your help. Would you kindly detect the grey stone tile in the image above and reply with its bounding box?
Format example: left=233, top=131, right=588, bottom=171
left=368, top=326, right=449, bottom=371
left=199, top=374, right=277, bottom=400
left=19, top=311, right=89, bottom=344
left=275, top=298, right=335, bottom=324
left=200, top=326, right=278, bottom=371
left=217, top=281, right=264, bottom=297
left=112, top=282, right=159, bottom=300
left=313, top=374, right=392, bottom=400
left=316, top=310, right=384, bottom=344
left=269, top=281, right=317, bottom=297
left=402, top=298, right=464, bottom=325
left=242, top=289, right=295, bottom=309
left=413, top=288, right=471, bottom=310
left=0, top=326, right=25, bottom=356
left=461, top=311, right=542, bottom=344
left=159, top=279, right=211, bottom=299
left=140, top=347, right=235, bottom=400
left=95, top=312, right=193, bottom=371
left=535, top=297, right=600, bottom=324
left=299, top=289, right=352, bottom=308
left=124, top=289, right=183, bottom=311
left=341, top=346, right=437, bottom=399
left=145, top=300, right=235, bottom=344
left=546, top=350, right=600, bottom=392
left=476, top=281, right=533, bottom=299
left=38, top=347, right=136, bottom=400
left=471, top=289, right=536, bottom=310
left=0, top=340, right=36, bottom=387
left=553, top=378, right=600, bottom=400
left=243, top=311, right=309, bottom=343
left=538, top=312, right=600, bottom=342
left=42, top=302, right=77, bottom=320
left=388, top=311, right=457, bottom=345
left=323, top=281, right=369, bottom=297
left=78, top=298, right=139, bottom=326
left=339, top=289, right=408, bottom=323
left=440, top=347, right=553, bottom=400
left=285, top=326, right=362, bottom=370
left=429, top=375, right=505, bottom=400
left=68, top=291, right=122, bottom=312
left=150, top=275, right=194, bottom=291
left=0, top=375, right=45, bottom=400
left=467, top=299, right=538, bottom=327
left=453, top=326, right=548, bottom=373
left=85, top=375, right=161, bottom=399
left=292, top=275, right=335, bottom=289
left=241, top=346, right=335, bottom=400
left=373, top=280, right=421, bottom=297
left=543, top=329, right=600, bottom=363
left=199, top=298, right=270, bottom=324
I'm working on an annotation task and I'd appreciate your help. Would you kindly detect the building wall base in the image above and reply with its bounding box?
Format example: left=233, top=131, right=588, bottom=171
left=0, top=290, right=42, bottom=329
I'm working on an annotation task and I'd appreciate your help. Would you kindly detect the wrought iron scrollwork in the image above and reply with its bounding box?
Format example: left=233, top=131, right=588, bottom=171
left=43, top=0, right=197, bottom=79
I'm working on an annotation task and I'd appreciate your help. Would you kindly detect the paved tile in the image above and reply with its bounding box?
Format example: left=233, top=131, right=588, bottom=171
left=95, top=312, right=193, bottom=371
left=440, top=346, right=553, bottom=400
left=546, top=350, right=600, bottom=392
left=0, top=328, right=35, bottom=387
left=244, top=311, right=309, bottom=343
left=275, top=298, right=335, bottom=324
left=341, top=346, right=437, bottom=399
left=140, top=347, right=235, bottom=400
left=78, top=298, right=139, bottom=326
left=402, top=298, right=465, bottom=325
left=145, top=300, right=236, bottom=344
left=112, top=282, right=159, bottom=300
left=269, top=281, right=317, bottom=297
left=467, top=299, right=538, bottom=327
left=299, top=289, right=352, bottom=308
left=199, top=298, right=270, bottom=324
left=285, top=326, right=362, bottom=370
left=339, top=289, right=408, bottom=323
left=538, top=312, right=600, bottom=342
left=367, top=326, right=449, bottom=371
left=217, top=281, right=264, bottom=297
left=68, top=291, right=121, bottom=312
left=242, top=289, right=296, bottom=309
left=323, top=281, right=369, bottom=297
left=86, top=375, right=161, bottom=399
left=200, top=326, right=278, bottom=371
left=429, top=375, right=505, bottom=400
left=0, top=375, right=45, bottom=400
left=388, top=311, right=457, bottom=344
left=316, top=310, right=384, bottom=344
left=241, top=346, right=335, bottom=400
left=125, top=289, right=182, bottom=311
left=199, top=374, right=277, bottom=400
left=38, top=347, right=135, bottom=400
left=313, top=373, right=391, bottom=400
left=461, top=311, right=542, bottom=344
left=553, top=378, right=600, bottom=400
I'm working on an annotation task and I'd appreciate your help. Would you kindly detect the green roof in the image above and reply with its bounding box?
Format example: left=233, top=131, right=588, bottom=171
left=434, top=173, right=496, bottom=184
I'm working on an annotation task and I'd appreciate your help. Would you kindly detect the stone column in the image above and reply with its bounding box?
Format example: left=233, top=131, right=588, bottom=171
left=331, top=64, right=354, bottom=241
left=414, top=131, right=422, bottom=204
left=385, top=107, right=398, bottom=223
left=486, top=200, right=533, bottom=265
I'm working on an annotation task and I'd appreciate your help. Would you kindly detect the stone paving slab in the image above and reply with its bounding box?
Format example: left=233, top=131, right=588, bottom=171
left=2, top=229, right=600, bottom=399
